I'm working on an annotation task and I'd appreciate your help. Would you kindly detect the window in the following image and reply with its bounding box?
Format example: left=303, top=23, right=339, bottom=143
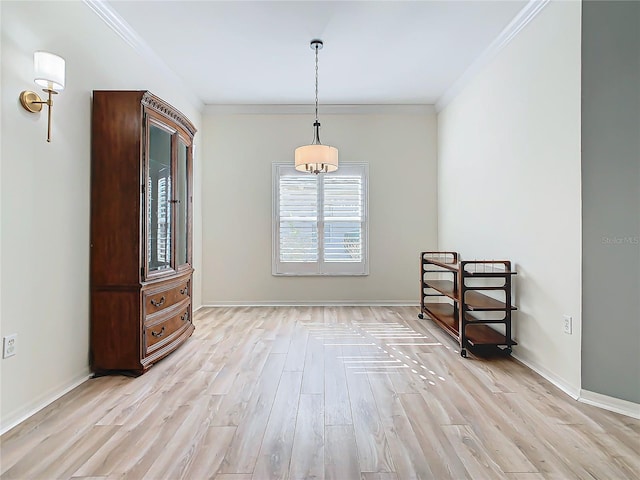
left=273, top=163, right=368, bottom=275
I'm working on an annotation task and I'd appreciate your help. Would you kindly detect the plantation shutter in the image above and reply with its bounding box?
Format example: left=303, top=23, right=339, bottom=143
left=323, top=175, right=363, bottom=262
left=273, top=163, right=368, bottom=276
left=278, top=175, right=318, bottom=262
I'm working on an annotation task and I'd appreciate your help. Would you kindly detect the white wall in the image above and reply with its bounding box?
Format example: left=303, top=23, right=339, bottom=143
left=437, top=1, right=582, bottom=393
left=201, top=109, right=437, bottom=304
left=1, top=1, right=202, bottom=432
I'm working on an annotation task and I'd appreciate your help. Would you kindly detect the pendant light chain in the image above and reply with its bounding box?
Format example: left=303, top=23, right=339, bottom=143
left=294, top=39, right=338, bottom=175
left=314, top=44, right=319, bottom=123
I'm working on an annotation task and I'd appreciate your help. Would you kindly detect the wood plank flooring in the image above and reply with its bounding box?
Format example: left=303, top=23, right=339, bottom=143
left=1, top=306, right=638, bottom=479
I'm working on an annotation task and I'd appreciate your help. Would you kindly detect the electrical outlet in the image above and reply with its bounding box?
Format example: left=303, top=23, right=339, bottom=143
left=3, top=334, right=17, bottom=358
left=563, top=315, right=572, bottom=335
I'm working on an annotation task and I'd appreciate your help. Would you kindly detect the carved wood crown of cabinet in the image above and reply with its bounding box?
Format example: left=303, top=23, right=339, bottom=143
left=141, top=92, right=196, bottom=137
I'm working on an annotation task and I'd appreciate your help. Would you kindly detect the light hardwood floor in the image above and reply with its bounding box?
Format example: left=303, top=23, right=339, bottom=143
left=1, top=306, right=638, bottom=479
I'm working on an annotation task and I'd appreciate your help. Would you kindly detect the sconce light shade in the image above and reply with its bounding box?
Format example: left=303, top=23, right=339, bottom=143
left=34, top=51, right=65, bottom=91
left=19, top=51, right=66, bottom=142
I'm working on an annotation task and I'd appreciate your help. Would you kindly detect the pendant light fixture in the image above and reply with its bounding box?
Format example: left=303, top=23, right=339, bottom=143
left=295, top=39, right=338, bottom=174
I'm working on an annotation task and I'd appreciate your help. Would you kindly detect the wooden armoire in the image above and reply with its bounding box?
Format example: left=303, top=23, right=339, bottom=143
left=90, top=90, right=196, bottom=375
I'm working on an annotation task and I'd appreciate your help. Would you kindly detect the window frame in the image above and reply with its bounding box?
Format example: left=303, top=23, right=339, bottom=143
left=272, top=162, right=369, bottom=276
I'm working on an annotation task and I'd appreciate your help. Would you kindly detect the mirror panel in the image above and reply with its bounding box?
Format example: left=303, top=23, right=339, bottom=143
left=147, top=123, right=172, bottom=273
left=176, top=140, right=189, bottom=266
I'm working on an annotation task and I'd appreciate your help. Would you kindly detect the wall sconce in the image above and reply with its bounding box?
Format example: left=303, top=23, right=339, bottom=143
left=19, top=51, right=66, bottom=142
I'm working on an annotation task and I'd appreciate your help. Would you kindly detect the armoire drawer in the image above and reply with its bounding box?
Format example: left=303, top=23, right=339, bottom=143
left=145, top=303, right=191, bottom=353
left=143, top=280, right=190, bottom=315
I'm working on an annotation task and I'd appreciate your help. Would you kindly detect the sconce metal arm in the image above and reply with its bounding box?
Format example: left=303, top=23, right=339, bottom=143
left=20, top=89, right=57, bottom=142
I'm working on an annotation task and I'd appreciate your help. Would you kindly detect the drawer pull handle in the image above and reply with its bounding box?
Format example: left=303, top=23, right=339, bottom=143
left=181, top=312, right=189, bottom=322
left=150, top=296, right=165, bottom=307
left=151, top=326, right=165, bottom=338
left=180, top=286, right=188, bottom=295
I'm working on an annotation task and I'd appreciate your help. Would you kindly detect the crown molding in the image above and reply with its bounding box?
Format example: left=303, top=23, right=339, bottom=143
left=86, top=0, right=547, bottom=116
left=83, top=0, right=203, bottom=110
left=435, top=0, right=550, bottom=112
left=203, top=104, right=435, bottom=115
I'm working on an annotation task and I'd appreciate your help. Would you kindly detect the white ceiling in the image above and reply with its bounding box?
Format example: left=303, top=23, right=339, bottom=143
left=107, top=0, right=528, bottom=105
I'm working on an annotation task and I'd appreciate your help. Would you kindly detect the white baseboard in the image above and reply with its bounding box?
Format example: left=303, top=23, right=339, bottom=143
left=201, top=301, right=420, bottom=307
left=0, top=371, right=91, bottom=435
left=511, top=352, right=581, bottom=400
left=579, top=389, right=640, bottom=419
left=512, top=353, right=640, bottom=419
